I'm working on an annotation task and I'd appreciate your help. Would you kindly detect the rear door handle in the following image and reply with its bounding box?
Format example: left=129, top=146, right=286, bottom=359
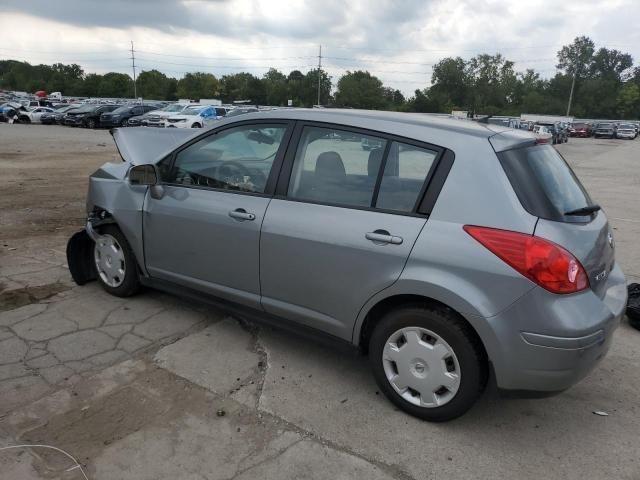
left=228, top=208, right=256, bottom=221
left=365, top=230, right=403, bottom=245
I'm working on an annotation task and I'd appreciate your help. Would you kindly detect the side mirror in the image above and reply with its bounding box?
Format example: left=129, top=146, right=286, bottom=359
left=128, top=164, right=158, bottom=186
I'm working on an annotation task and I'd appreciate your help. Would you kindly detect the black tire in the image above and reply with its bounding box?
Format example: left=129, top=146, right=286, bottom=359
left=191, top=123, right=201, bottom=128
left=93, top=225, right=140, bottom=297
left=121, top=118, right=129, bottom=127
left=19, top=116, right=31, bottom=124
left=368, top=305, right=487, bottom=422
left=86, top=118, right=96, bottom=129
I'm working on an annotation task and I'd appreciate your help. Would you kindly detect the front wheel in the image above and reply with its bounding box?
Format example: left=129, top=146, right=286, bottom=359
left=86, top=118, right=96, bottom=129
left=369, top=305, right=487, bottom=422
left=191, top=123, right=202, bottom=128
left=93, top=225, right=140, bottom=297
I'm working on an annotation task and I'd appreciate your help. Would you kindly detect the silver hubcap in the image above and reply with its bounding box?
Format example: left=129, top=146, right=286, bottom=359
left=94, top=234, right=126, bottom=288
left=383, top=327, right=461, bottom=408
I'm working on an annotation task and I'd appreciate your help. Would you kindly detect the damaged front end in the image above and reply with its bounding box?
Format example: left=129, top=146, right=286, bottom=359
left=66, top=211, right=116, bottom=285
left=67, top=127, right=196, bottom=287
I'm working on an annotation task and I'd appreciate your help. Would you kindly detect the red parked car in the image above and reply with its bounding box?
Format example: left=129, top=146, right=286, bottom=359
left=568, top=122, right=592, bottom=137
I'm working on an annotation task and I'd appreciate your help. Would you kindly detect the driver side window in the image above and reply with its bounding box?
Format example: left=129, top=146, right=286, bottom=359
left=166, top=124, right=286, bottom=194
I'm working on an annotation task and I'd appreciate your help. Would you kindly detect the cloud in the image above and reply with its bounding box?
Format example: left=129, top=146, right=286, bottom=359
left=1, top=0, right=639, bottom=95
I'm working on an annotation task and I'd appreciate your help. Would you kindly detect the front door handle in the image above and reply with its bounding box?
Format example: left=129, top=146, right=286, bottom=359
left=228, top=208, right=256, bottom=221
left=365, top=230, right=403, bottom=245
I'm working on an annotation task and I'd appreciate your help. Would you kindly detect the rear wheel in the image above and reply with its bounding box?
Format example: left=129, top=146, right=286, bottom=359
left=369, top=305, right=487, bottom=422
left=93, top=225, right=140, bottom=297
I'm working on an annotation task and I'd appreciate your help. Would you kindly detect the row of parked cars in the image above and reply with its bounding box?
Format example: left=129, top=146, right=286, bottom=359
left=0, top=100, right=260, bottom=129
left=570, top=122, right=639, bottom=139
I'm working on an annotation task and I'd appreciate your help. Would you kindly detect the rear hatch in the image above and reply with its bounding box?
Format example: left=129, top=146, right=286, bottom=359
left=497, top=144, right=615, bottom=298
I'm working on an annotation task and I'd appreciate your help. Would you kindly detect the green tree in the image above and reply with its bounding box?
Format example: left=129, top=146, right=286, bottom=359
left=137, top=69, right=174, bottom=100
left=616, top=82, right=640, bottom=118
left=590, top=48, right=633, bottom=80
left=334, top=70, right=385, bottom=109
left=219, top=72, right=266, bottom=104
left=262, top=68, right=288, bottom=106
left=430, top=57, right=468, bottom=109
left=176, top=72, right=219, bottom=100
left=97, top=72, right=133, bottom=98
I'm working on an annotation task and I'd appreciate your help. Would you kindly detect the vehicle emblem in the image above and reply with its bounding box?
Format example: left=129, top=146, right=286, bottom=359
left=607, top=232, right=614, bottom=249
left=594, top=269, right=608, bottom=282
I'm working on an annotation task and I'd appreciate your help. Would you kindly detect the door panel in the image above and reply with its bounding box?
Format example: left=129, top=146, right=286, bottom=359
left=144, top=188, right=269, bottom=308
left=143, top=122, right=291, bottom=308
left=260, top=200, right=427, bottom=339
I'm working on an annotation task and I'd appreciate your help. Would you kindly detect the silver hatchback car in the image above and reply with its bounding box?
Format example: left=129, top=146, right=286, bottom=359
left=67, top=109, right=628, bottom=421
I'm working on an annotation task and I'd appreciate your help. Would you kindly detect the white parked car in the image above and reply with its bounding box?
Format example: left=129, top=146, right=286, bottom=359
left=19, top=106, right=56, bottom=124
left=533, top=125, right=553, bottom=144
left=164, top=105, right=226, bottom=129
left=144, top=103, right=192, bottom=127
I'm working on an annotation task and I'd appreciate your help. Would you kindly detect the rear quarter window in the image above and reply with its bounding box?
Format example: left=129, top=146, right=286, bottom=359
left=498, top=144, right=594, bottom=223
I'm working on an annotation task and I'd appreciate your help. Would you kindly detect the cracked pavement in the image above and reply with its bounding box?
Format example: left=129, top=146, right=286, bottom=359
left=1, top=125, right=640, bottom=479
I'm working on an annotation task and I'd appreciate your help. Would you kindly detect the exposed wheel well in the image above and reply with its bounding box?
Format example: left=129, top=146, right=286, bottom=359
left=358, top=294, right=488, bottom=362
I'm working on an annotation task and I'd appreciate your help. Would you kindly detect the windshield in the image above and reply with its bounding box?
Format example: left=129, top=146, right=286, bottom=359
left=182, top=106, right=204, bottom=115
left=162, top=104, right=187, bottom=112
left=619, top=124, right=634, bottom=129
left=75, top=105, right=98, bottom=112
left=598, top=123, right=612, bottom=128
left=112, top=106, right=131, bottom=114
left=499, top=144, right=593, bottom=223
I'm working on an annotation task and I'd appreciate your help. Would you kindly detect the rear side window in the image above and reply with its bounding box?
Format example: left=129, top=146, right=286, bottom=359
left=287, top=126, right=387, bottom=208
left=498, top=144, right=594, bottom=223
left=375, top=142, right=437, bottom=212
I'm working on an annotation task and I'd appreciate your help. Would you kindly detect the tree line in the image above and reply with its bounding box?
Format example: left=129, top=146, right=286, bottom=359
left=1, top=36, right=638, bottom=119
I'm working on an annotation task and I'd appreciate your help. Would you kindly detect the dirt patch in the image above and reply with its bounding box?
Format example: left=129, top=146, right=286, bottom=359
left=0, top=282, right=71, bottom=311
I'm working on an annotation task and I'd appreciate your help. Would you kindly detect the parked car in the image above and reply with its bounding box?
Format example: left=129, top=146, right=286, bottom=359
left=63, top=104, right=121, bottom=128
left=537, top=122, right=564, bottom=144
left=67, top=110, right=626, bottom=422
left=532, top=125, right=553, bottom=144
left=145, top=103, right=193, bottom=127
left=40, top=105, right=80, bottom=124
left=100, top=104, right=162, bottom=128
left=225, top=107, right=259, bottom=118
left=164, top=105, right=226, bottom=128
left=568, top=122, right=592, bottom=137
left=593, top=122, right=616, bottom=138
left=615, top=123, right=637, bottom=139
left=0, top=102, right=28, bottom=122
left=17, top=106, right=56, bottom=124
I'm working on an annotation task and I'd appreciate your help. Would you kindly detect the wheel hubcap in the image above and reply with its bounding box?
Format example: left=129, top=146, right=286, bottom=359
left=382, top=327, right=461, bottom=408
left=94, top=234, right=126, bottom=288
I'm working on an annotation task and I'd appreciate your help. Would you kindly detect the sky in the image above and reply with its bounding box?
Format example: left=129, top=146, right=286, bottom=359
left=1, top=0, right=639, bottom=95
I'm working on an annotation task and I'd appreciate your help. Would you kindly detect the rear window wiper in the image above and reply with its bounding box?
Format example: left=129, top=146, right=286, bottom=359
left=564, top=204, right=601, bottom=216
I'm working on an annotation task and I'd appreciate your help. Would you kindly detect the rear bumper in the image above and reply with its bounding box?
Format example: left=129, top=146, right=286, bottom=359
left=473, top=262, right=627, bottom=393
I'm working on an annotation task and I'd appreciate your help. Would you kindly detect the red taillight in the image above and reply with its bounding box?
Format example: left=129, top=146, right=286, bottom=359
left=464, top=226, right=589, bottom=294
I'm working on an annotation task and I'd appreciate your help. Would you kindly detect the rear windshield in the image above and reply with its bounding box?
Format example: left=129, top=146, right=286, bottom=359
left=498, top=144, right=594, bottom=223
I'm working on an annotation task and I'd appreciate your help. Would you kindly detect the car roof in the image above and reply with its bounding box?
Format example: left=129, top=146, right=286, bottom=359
left=219, top=108, right=534, bottom=152
left=236, top=108, right=500, bottom=137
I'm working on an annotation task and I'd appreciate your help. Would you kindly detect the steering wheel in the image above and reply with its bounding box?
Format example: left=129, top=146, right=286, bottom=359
left=216, top=161, right=251, bottom=179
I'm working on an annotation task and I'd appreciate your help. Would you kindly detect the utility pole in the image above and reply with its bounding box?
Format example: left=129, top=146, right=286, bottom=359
left=317, top=44, right=322, bottom=106
left=130, top=40, right=137, bottom=101
left=566, top=70, right=576, bottom=116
